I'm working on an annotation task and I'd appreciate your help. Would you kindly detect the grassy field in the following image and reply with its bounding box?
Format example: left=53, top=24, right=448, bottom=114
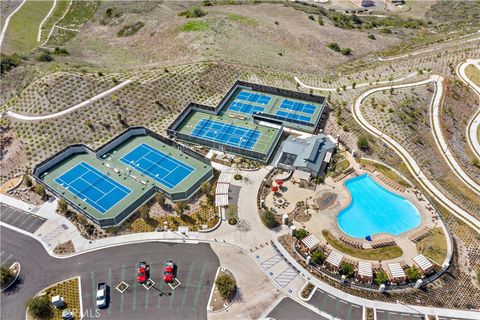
left=2, top=0, right=54, bottom=54
left=179, top=21, right=210, bottom=32
left=39, top=0, right=71, bottom=43
left=465, top=65, right=480, bottom=87
left=416, top=228, right=447, bottom=265
left=322, top=230, right=403, bottom=261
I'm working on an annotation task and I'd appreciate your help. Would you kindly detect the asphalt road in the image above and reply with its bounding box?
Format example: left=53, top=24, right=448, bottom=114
left=308, top=288, right=363, bottom=320
left=0, top=227, right=219, bottom=320
left=267, top=297, right=329, bottom=320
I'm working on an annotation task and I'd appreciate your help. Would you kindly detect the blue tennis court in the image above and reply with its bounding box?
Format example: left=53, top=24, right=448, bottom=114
left=228, top=101, right=265, bottom=114
left=121, top=143, right=194, bottom=189
left=280, top=99, right=316, bottom=115
left=192, top=119, right=260, bottom=150
left=55, top=162, right=131, bottom=213
left=276, top=110, right=311, bottom=123
left=237, top=91, right=271, bottom=105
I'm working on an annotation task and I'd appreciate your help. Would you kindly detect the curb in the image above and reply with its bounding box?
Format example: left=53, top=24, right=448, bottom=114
left=207, top=267, right=238, bottom=313
left=298, top=281, right=316, bottom=302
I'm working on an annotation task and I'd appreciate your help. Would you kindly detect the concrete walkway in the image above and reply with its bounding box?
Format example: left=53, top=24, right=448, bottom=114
left=352, top=75, right=480, bottom=233
left=457, top=58, right=480, bottom=160
left=5, top=79, right=132, bottom=121
left=0, top=0, right=27, bottom=48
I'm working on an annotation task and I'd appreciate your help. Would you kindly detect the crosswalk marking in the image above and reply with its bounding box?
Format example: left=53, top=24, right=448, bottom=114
left=273, top=266, right=298, bottom=288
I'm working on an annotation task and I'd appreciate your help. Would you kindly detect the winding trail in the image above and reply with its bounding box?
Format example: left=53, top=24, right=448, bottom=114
left=352, top=75, right=480, bottom=233
left=294, top=71, right=418, bottom=92
left=457, top=58, right=480, bottom=160
left=37, top=0, right=57, bottom=42
left=5, top=79, right=132, bottom=121
left=0, top=0, right=27, bottom=48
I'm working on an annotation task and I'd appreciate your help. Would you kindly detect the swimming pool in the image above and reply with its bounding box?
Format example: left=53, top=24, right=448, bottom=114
left=337, top=174, right=421, bottom=238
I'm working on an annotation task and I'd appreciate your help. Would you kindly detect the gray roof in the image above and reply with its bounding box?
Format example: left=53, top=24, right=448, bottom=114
left=278, top=134, right=335, bottom=174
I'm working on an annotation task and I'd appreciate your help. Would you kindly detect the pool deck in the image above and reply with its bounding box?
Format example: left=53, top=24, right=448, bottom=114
left=264, top=152, right=451, bottom=267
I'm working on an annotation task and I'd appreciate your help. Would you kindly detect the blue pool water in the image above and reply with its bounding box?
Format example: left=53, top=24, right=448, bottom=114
left=337, top=174, right=421, bottom=238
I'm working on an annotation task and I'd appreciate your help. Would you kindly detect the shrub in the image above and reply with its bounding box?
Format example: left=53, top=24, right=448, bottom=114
left=367, top=34, right=376, bottom=40
left=406, top=266, right=422, bottom=281
left=106, top=226, right=118, bottom=235
left=174, top=201, right=189, bottom=215
left=308, top=15, right=315, bottom=21
left=233, top=174, right=243, bottom=180
left=226, top=205, right=237, bottom=220
left=1, top=266, right=15, bottom=288
left=228, top=217, right=237, bottom=225
left=57, top=199, right=68, bottom=214
left=357, top=135, right=370, bottom=151
left=1, top=53, right=22, bottom=74
left=155, top=193, right=166, bottom=207
left=26, top=295, right=53, bottom=320
left=317, top=16, right=324, bottom=25
left=178, top=6, right=206, bottom=18
left=36, top=53, right=54, bottom=62
left=117, top=21, right=145, bottom=37
left=380, top=28, right=392, bottom=34
left=200, top=181, right=212, bottom=195
left=202, top=0, right=213, bottom=6
left=215, top=274, right=236, bottom=299
left=341, top=47, right=352, bottom=55
left=340, top=262, right=355, bottom=278
left=261, top=209, right=278, bottom=228
left=33, top=184, right=46, bottom=199
left=24, top=175, right=33, bottom=187
left=374, top=270, right=388, bottom=285
left=327, top=42, right=341, bottom=52
left=138, top=204, right=150, bottom=221
left=294, top=228, right=308, bottom=239
left=53, top=47, right=69, bottom=55
left=311, top=250, right=325, bottom=264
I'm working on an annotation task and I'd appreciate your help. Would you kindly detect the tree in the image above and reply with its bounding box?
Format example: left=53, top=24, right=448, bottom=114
left=155, top=193, right=166, bottom=207
left=340, top=262, right=355, bottom=278
left=261, top=209, right=278, bottom=228
left=374, top=270, right=389, bottom=285
left=26, top=295, right=53, bottom=320
left=24, top=175, right=33, bottom=187
left=215, top=274, right=236, bottom=299
left=57, top=199, right=68, bottom=214
left=1, top=266, right=14, bottom=288
left=200, top=181, right=212, bottom=195
left=311, top=250, right=325, bottom=264
left=139, top=204, right=150, bottom=221
left=405, top=266, right=421, bottom=281
left=341, top=47, right=352, bottom=55
left=357, top=135, right=370, bottom=151
left=294, top=228, right=308, bottom=239
left=33, top=184, right=47, bottom=199
left=174, top=201, right=189, bottom=215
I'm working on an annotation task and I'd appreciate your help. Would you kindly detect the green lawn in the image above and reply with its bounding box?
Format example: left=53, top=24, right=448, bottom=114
left=2, top=0, right=54, bottom=54
left=322, top=230, right=403, bottom=261
left=227, top=14, right=257, bottom=26
left=358, top=159, right=411, bottom=187
left=416, top=228, right=448, bottom=265
left=57, top=0, right=100, bottom=28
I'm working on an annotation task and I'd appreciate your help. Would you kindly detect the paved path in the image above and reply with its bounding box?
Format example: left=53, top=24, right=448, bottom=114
left=0, top=0, right=26, bottom=48
left=5, top=79, right=132, bottom=121
left=41, top=0, right=72, bottom=47
left=377, top=31, right=480, bottom=61
left=429, top=75, right=480, bottom=196
left=351, top=75, right=480, bottom=233
left=294, top=71, right=418, bottom=92
left=457, top=58, right=480, bottom=160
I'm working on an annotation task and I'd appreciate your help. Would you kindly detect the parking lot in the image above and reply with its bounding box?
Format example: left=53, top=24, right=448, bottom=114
left=267, top=297, right=329, bottom=320
left=308, top=288, right=363, bottom=320
left=376, top=309, right=425, bottom=320
left=0, top=203, right=45, bottom=233
left=79, top=243, right=219, bottom=320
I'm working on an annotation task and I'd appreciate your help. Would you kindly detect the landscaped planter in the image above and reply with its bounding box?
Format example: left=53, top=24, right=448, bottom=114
left=298, top=281, right=316, bottom=301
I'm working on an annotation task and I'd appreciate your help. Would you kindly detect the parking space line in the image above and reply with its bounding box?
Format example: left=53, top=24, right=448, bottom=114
left=120, top=265, right=125, bottom=313
left=1, top=254, right=13, bottom=266
left=9, top=212, right=24, bottom=225
left=1, top=210, right=15, bottom=221
left=168, top=286, right=175, bottom=309
left=107, top=268, right=112, bottom=315
left=180, top=263, right=195, bottom=310
left=18, top=214, right=33, bottom=227
left=90, top=272, right=96, bottom=309
left=0, top=250, right=5, bottom=258
left=145, top=285, right=150, bottom=309
left=192, top=263, right=207, bottom=310
left=132, top=266, right=137, bottom=312
left=25, top=218, right=43, bottom=233
left=156, top=280, right=164, bottom=309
